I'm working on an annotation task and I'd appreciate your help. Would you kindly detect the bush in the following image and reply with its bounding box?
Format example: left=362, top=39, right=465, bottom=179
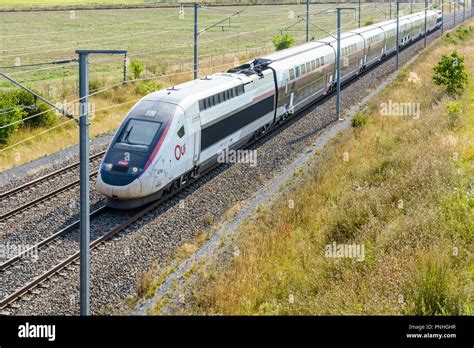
left=88, top=78, right=105, bottom=92
left=351, top=111, right=370, bottom=128
left=134, top=80, right=163, bottom=95
left=0, top=108, right=25, bottom=144
left=455, top=25, right=472, bottom=42
left=432, top=51, right=468, bottom=95
left=444, top=101, right=462, bottom=129
left=0, top=89, right=58, bottom=144
left=15, top=90, right=56, bottom=128
left=130, top=59, right=145, bottom=80
left=364, top=18, right=375, bottom=26
left=272, top=34, right=295, bottom=51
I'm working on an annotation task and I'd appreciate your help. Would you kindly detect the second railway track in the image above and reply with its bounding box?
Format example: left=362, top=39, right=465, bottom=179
left=0, top=151, right=105, bottom=222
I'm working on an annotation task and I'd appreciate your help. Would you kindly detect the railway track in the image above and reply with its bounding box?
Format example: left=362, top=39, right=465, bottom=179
left=0, top=151, right=105, bottom=222
left=0, top=181, right=193, bottom=311
left=0, top=14, right=467, bottom=313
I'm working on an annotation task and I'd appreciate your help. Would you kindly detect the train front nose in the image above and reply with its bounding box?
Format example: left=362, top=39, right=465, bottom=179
left=97, top=163, right=144, bottom=200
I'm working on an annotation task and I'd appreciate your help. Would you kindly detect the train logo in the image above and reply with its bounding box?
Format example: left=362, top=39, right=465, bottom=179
left=174, top=144, right=186, bottom=161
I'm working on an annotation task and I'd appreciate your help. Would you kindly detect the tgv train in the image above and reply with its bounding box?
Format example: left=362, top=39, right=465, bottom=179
left=97, top=9, right=441, bottom=208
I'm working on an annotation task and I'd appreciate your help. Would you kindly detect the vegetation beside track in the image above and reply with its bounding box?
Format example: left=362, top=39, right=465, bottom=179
left=170, top=23, right=474, bottom=315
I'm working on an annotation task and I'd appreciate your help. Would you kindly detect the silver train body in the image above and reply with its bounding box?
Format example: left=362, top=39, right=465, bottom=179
left=97, top=9, right=441, bottom=208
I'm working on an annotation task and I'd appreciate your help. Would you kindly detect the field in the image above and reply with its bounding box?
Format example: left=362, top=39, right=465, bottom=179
left=0, top=2, right=432, bottom=170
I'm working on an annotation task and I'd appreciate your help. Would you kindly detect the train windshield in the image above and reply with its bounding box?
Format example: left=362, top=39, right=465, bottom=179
left=119, top=119, right=162, bottom=146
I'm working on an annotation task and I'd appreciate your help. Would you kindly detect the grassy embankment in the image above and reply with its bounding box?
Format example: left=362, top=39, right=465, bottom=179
left=175, top=24, right=474, bottom=315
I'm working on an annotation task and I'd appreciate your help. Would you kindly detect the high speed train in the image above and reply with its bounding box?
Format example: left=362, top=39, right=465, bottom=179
left=97, top=9, right=442, bottom=209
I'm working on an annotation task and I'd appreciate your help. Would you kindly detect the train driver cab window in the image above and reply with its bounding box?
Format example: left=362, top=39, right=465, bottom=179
left=177, top=126, right=185, bottom=138
left=119, top=119, right=161, bottom=147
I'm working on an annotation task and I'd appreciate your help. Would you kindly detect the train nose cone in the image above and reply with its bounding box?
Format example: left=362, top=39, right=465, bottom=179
left=97, top=172, right=142, bottom=199
left=111, top=177, right=142, bottom=199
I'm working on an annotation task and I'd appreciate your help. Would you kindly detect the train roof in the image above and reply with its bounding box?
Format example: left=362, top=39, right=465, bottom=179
left=142, top=72, right=248, bottom=109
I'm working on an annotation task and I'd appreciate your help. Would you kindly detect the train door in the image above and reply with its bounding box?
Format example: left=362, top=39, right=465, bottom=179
left=173, top=111, right=188, bottom=182
left=185, top=114, right=201, bottom=174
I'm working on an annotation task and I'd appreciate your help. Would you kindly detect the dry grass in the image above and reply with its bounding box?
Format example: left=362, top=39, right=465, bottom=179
left=181, top=23, right=474, bottom=315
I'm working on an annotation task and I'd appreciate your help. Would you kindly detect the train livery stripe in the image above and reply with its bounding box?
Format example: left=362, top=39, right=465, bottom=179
left=143, top=117, right=173, bottom=172
left=201, top=95, right=275, bottom=151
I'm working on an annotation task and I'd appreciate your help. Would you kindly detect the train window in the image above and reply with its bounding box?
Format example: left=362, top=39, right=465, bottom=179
left=316, top=58, right=320, bottom=67
left=199, top=100, right=205, bottom=111
left=306, top=62, right=311, bottom=71
left=230, top=88, right=234, bottom=98
left=237, top=85, right=244, bottom=95
left=311, top=60, right=316, bottom=70
left=119, top=119, right=161, bottom=146
left=301, top=64, right=306, bottom=74
left=289, top=68, right=295, bottom=80
left=321, top=56, right=325, bottom=65
left=295, top=66, right=300, bottom=77
left=177, top=126, right=185, bottom=138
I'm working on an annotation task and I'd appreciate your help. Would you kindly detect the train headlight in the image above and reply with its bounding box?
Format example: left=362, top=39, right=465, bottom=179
left=131, top=167, right=139, bottom=173
left=104, top=163, right=113, bottom=170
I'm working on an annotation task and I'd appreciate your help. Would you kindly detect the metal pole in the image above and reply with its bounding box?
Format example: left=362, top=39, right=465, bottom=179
left=424, top=0, right=427, bottom=47
left=194, top=3, right=198, bottom=80
left=76, top=49, right=126, bottom=316
left=336, top=8, right=341, bottom=119
left=359, top=0, right=361, bottom=27
left=306, top=0, right=309, bottom=42
left=463, top=0, right=466, bottom=21
left=390, top=0, right=392, bottom=18
left=454, top=0, right=456, bottom=26
left=78, top=52, right=90, bottom=316
left=442, top=0, right=444, bottom=34
left=123, top=53, right=127, bottom=83
left=396, top=0, right=400, bottom=70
